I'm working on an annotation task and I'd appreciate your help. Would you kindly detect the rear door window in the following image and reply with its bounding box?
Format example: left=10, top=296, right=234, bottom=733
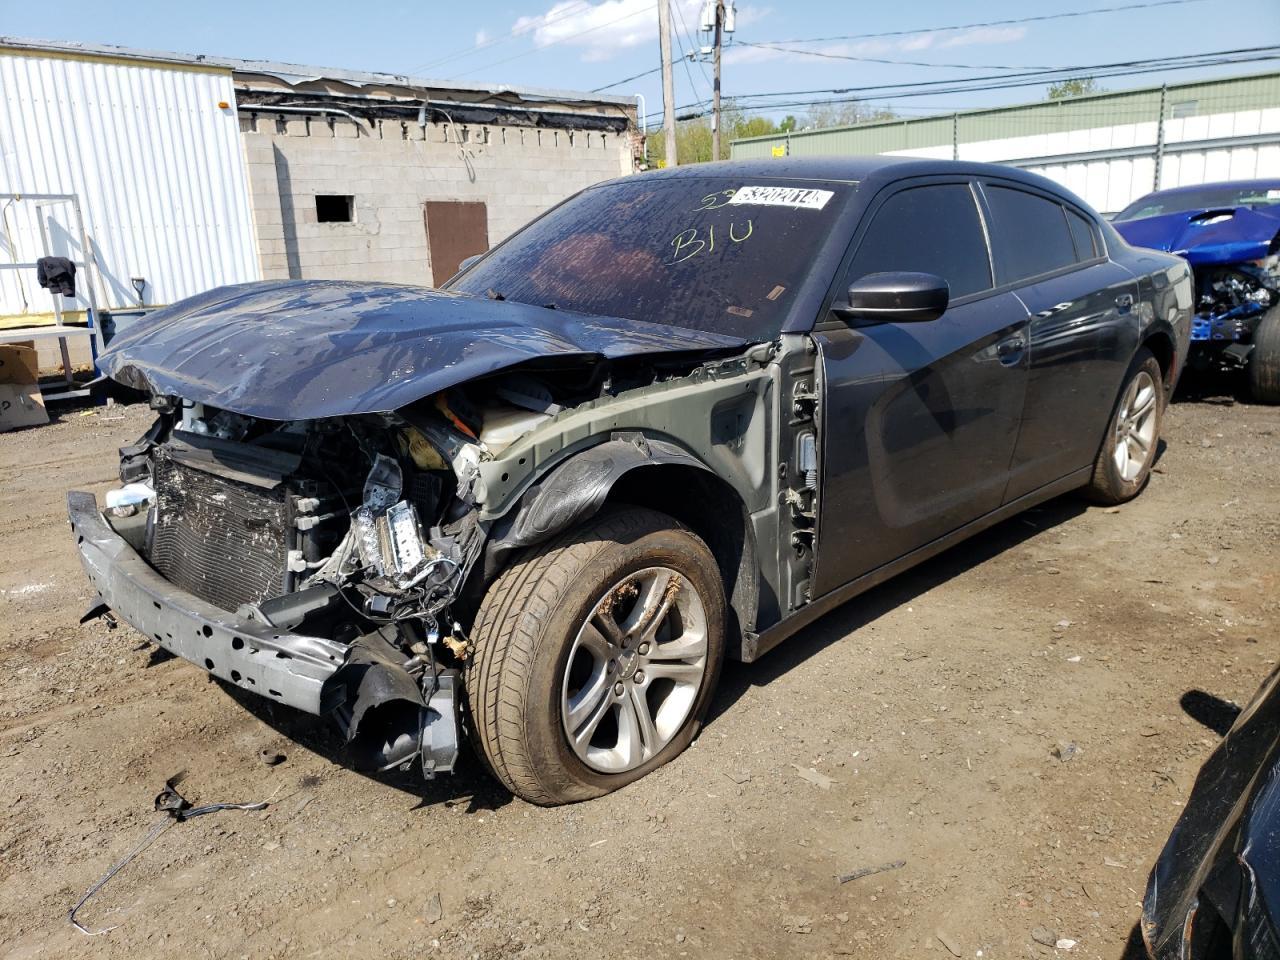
left=985, top=185, right=1079, bottom=284
left=1066, top=208, right=1098, bottom=261
left=846, top=183, right=992, bottom=300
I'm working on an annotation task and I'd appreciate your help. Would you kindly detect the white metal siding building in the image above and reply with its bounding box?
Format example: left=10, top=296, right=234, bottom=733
left=731, top=72, right=1280, bottom=216
left=0, top=45, right=260, bottom=323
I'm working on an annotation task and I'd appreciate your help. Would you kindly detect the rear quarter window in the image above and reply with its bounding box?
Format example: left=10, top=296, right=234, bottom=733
left=1066, top=208, right=1098, bottom=260
left=986, top=185, right=1078, bottom=284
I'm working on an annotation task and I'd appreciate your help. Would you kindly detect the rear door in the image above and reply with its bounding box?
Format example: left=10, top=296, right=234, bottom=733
left=812, top=178, right=1031, bottom=596
left=978, top=181, right=1141, bottom=502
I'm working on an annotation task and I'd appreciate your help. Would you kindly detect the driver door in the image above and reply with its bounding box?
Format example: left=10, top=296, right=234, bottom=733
left=810, top=179, right=1030, bottom=597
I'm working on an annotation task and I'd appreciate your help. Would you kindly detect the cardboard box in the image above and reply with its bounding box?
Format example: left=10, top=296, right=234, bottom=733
left=0, top=342, right=39, bottom=386
left=0, top=342, right=49, bottom=431
left=0, top=382, right=49, bottom=431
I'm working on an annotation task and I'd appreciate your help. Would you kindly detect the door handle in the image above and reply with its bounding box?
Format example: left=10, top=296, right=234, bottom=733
left=1115, top=293, right=1134, bottom=311
left=996, top=337, right=1025, bottom=361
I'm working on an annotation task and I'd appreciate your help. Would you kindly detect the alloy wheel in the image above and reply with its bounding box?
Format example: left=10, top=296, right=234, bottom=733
left=560, top=566, right=709, bottom=773
left=1112, top=370, right=1158, bottom=482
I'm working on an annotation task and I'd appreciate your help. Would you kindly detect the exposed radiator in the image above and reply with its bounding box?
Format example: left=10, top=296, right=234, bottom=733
left=149, top=449, right=291, bottom=612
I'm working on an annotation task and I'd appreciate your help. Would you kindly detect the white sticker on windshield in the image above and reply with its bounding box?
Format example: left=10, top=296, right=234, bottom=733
left=728, top=185, right=834, bottom=210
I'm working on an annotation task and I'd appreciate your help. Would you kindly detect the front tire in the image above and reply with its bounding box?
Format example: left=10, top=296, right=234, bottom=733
left=1247, top=305, right=1280, bottom=404
left=1084, top=348, right=1164, bottom=505
left=465, top=506, right=726, bottom=805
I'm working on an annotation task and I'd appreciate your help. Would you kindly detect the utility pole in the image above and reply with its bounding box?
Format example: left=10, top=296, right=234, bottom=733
left=711, top=0, right=723, bottom=160
left=703, top=1, right=733, bottom=161
left=657, top=0, right=678, bottom=168
left=1153, top=82, right=1168, bottom=192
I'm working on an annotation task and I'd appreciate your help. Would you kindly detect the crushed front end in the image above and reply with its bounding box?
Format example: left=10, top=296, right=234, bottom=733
left=1114, top=204, right=1280, bottom=377
left=69, top=396, right=489, bottom=777
left=1187, top=257, right=1279, bottom=371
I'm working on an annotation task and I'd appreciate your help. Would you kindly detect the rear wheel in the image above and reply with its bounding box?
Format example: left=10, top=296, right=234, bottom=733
left=465, top=506, right=725, bottom=805
left=1247, top=305, right=1280, bottom=404
left=1084, top=348, right=1164, bottom=505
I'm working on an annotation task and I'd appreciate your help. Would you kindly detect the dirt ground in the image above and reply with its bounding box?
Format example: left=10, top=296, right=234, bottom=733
left=1, top=393, right=1276, bottom=960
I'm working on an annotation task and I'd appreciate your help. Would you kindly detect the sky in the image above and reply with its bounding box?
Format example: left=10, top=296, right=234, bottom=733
left=2, top=0, right=1279, bottom=127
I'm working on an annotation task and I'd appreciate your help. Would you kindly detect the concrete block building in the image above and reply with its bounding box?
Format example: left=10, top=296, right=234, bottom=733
left=233, top=65, right=637, bottom=285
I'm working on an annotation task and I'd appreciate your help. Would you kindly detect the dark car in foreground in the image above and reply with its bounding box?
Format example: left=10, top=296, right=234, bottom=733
left=69, top=158, right=1191, bottom=804
left=1113, top=179, right=1280, bottom=401
left=1143, top=666, right=1280, bottom=960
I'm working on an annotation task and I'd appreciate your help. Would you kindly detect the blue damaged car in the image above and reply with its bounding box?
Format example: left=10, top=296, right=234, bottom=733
left=1113, top=179, right=1280, bottom=402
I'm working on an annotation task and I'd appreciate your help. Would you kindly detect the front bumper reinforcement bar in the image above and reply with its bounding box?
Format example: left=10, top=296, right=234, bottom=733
left=67, top=490, right=347, bottom=714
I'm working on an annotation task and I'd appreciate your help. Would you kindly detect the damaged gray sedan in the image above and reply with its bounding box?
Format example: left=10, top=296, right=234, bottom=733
left=69, top=157, right=1192, bottom=804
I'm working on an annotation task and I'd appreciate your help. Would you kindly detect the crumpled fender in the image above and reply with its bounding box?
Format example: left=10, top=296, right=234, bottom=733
left=486, top=434, right=711, bottom=559
left=1114, top=206, right=1280, bottom=267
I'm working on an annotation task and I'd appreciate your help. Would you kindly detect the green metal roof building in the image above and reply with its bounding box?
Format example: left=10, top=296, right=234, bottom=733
left=730, top=71, right=1280, bottom=214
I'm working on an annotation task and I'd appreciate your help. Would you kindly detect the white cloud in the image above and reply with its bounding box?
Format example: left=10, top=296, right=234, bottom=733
left=502, top=0, right=768, bottom=63
left=938, top=26, right=1027, bottom=49
left=722, top=23, right=1027, bottom=67
left=475, top=27, right=492, bottom=46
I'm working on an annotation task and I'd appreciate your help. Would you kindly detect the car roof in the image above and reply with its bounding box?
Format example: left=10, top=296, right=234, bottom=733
left=1135, top=178, right=1280, bottom=200
left=631, top=155, right=1069, bottom=189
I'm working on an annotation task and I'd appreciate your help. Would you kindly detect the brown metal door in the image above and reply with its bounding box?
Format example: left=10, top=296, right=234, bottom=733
left=424, top=201, right=489, bottom=285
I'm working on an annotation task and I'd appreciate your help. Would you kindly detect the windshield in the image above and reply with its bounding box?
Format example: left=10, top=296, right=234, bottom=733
left=446, top=176, right=851, bottom=340
left=1115, top=183, right=1280, bottom=221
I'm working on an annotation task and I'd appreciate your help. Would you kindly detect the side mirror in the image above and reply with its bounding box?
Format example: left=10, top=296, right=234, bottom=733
left=832, top=271, right=949, bottom=323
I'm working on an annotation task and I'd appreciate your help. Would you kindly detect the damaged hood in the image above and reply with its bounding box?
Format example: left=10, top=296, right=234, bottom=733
left=1113, top=206, right=1280, bottom=266
left=101, top=280, right=748, bottom=420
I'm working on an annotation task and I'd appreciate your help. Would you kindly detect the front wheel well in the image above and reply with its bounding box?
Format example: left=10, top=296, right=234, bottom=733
left=606, top=464, right=759, bottom=658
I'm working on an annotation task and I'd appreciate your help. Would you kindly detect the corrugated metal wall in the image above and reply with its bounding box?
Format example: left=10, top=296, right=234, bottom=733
left=0, top=48, right=260, bottom=322
left=732, top=72, right=1280, bottom=215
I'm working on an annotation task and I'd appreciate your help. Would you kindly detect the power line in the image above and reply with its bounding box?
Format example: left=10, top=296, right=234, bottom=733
left=593, top=0, right=1205, bottom=101
left=642, top=47, right=1280, bottom=120
left=716, top=48, right=1278, bottom=103
left=707, top=57, right=1280, bottom=116
left=732, top=41, right=1056, bottom=70
left=752, top=0, right=1207, bottom=46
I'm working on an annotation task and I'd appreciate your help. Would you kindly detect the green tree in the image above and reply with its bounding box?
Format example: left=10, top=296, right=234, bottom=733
left=644, top=105, right=783, bottom=165
left=1047, top=77, right=1103, bottom=99
left=799, top=101, right=896, bottom=131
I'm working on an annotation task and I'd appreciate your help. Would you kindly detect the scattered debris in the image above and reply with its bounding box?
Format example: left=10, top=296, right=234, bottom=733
left=259, top=749, right=286, bottom=766
left=1140, top=726, right=1160, bottom=737
left=936, top=930, right=962, bottom=956
left=725, top=770, right=752, bottom=785
left=838, top=859, right=906, bottom=884
left=783, top=915, right=813, bottom=934
left=68, top=775, right=271, bottom=935
left=1103, top=856, right=1127, bottom=868
left=442, top=634, right=470, bottom=660
left=791, top=764, right=837, bottom=790
left=1056, top=938, right=1078, bottom=950
left=424, top=891, right=443, bottom=924
left=1066, top=655, right=1082, bottom=663
left=1031, top=927, right=1058, bottom=947
left=1051, top=742, right=1079, bottom=763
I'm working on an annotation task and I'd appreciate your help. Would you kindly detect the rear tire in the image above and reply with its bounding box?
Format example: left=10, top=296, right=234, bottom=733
left=1247, top=305, right=1280, bottom=404
left=1084, top=348, right=1164, bottom=505
left=465, top=506, right=725, bottom=805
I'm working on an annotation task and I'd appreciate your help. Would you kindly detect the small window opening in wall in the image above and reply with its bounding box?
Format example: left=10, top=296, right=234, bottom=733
left=316, top=194, right=354, bottom=223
